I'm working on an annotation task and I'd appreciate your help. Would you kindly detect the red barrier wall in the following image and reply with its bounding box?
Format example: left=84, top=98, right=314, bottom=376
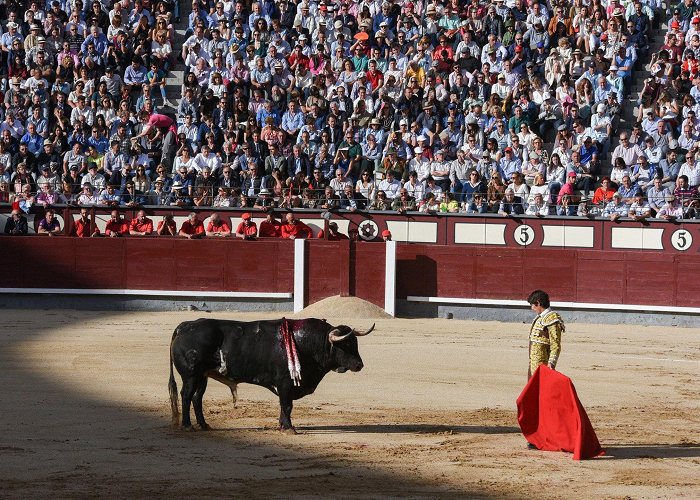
left=1, top=238, right=294, bottom=293
left=3, top=205, right=698, bottom=310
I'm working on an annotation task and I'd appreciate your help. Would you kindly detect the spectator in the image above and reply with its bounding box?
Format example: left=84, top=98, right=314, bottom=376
left=4, top=209, right=29, bottom=235
left=280, top=211, right=312, bottom=239
left=129, top=210, right=154, bottom=236
left=157, top=215, right=178, bottom=236
left=206, top=212, right=232, bottom=237
left=234, top=212, right=257, bottom=239
left=104, top=210, right=129, bottom=237
left=499, top=188, right=525, bottom=217
left=69, top=208, right=100, bottom=237
left=603, top=193, right=630, bottom=221
left=179, top=212, right=205, bottom=239
left=37, top=208, right=62, bottom=236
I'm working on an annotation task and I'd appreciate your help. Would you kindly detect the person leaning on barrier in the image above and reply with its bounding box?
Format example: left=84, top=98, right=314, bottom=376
left=37, top=209, right=62, bottom=236
left=129, top=210, right=154, bottom=236
left=206, top=212, right=232, bottom=237
left=234, top=212, right=257, bottom=240
left=657, top=195, right=684, bottom=220
left=179, top=212, right=205, bottom=239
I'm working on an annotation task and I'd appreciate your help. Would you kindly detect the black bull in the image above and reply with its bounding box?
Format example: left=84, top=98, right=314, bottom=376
left=169, top=318, right=374, bottom=431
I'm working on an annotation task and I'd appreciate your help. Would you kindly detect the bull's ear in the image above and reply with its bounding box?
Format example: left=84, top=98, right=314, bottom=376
left=352, top=323, right=375, bottom=336
left=328, top=328, right=352, bottom=343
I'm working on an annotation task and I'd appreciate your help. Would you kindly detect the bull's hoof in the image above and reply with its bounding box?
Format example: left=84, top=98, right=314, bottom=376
left=199, top=423, right=211, bottom=431
left=279, top=426, right=298, bottom=435
left=182, top=425, right=195, bottom=432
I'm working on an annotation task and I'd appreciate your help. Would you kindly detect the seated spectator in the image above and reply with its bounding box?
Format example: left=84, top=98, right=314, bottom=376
left=646, top=177, right=671, bottom=215
left=525, top=193, right=548, bottom=217
left=168, top=181, right=193, bottom=207
left=37, top=209, right=62, bottom=236
left=129, top=210, right=154, bottom=236
left=392, top=188, right=416, bottom=214
left=157, top=215, right=178, bottom=236
left=467, top=193, right=488, bottom=214
left=4, top=209, right=29, bottom=235
left=557, top=194, right=577, bottom=217
left=378, top=169, right=402, bottom=199
left=616, top=175, right=639, bottom=207
left=592, top=177, right=617, bottom=208
left=235, top=213, right=257, bottom=239
left=657, top=195, right=684, bottom=220
left=98, top=184, right=121, bottom=206
left=602, top=193, right=630, bottom=221
left=69, top=208, right=100, bottom=237
left=104, top=210, right=130, bottom=237
left=319, top=186, right=340, bottom=210
left=674, top=175, right=699, bottom=218
left=419, top=192, right=441, bottom=213
left=317, top=222, right=349, bottom=241
left=206, top=212, right=232, bottom=237
left=498, top=188, right=525, bottom=217
left=628, top=191, right=652, bottom=221
left=259, top=211, right=281, bottom=238
left=280, top=211, right=312, bottom=239
left=36, top=182, right=60, bottom=207
left=179, top=212, right=205, bottom=239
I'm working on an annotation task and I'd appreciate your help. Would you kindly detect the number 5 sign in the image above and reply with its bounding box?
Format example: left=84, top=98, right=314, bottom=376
left=515, top=225, right=535, bottom=247
left=671, top=229, right=693, bottom=251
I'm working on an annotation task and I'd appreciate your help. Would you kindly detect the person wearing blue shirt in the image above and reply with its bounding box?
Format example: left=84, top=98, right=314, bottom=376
left=256, top=100, right=279, bottom=127
left=80, top=26, right=109, bottom=57
left=281, top=100, right=306, bottom=138
left=87, top=128, right=109, bottom=154
left=21, top=124, right=44, bottom=156
left=614, top=46, right=634, bottom=96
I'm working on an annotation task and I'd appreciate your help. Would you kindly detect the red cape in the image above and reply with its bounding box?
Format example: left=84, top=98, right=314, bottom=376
left=516, top=365, right=605, bottom=460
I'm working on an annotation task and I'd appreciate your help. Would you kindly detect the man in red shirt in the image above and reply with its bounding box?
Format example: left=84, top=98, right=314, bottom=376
left=70, top=208, right=100, bottom=237
left=280, top=211, right=312, bottom=239
left=258, top=211, right=280, bottom=237
left=287, top=44, right=310, bottom=72
left=129, top=210, right=154, bottom=235
left=206, top=212, right=231, bottom=237
left=179, top=212, right=205, bottom=239
left=235, top=212, right=257, bottom=239
left=105, top=210, right=130, bottom=237
left=365, top=59, right=384, bottom=94
left=316, top=221, right=348, bottom=240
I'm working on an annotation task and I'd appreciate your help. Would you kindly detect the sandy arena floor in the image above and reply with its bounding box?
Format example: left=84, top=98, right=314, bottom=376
left=1, top=307, right=699, bottom=499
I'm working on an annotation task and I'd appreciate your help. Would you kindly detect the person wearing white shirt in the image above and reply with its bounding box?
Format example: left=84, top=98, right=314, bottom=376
left=193, top=145, right=222, bottom=175
left=377, top=170, right=401, bottom=199
left=525, top=192, right=548, bottom=216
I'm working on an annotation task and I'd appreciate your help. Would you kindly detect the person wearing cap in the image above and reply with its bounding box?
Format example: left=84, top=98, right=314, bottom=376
left=233, top=212, right=257, bottom=239
left=656, top=194, right=684, bottom=220
left=601, top=192, right=629, bottom=221
left=381, top=229, right=392, bottom=241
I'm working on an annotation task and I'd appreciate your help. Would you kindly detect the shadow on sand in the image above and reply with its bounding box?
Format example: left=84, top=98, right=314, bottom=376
left=603, top=444, right=700, bottom=460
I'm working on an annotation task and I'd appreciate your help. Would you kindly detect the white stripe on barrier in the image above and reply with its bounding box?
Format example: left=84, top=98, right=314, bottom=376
left=406, top=296, right=700, bottom=315
left=384, top=240, right=396, bottom=317
left=293, top=238, right=305, bottom=313
left=0, top=288, right=292, bottom=299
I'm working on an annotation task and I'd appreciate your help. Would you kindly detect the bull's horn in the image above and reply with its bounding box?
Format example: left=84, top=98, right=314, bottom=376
left=353, top=323, right=375, bottom=336
left=328, top=329, right=353, bottom=343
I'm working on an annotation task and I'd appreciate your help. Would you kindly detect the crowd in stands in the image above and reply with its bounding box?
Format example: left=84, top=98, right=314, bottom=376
left=2, top=0, right=700, bottom=227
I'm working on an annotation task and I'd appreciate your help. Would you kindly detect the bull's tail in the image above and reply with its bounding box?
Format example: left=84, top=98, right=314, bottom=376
left=168, top=327, right=180, bottom=427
